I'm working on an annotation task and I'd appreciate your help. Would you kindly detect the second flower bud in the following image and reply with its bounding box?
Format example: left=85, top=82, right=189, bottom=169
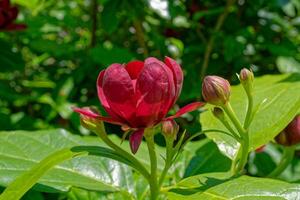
left=202, top=76, right=231, bottom=106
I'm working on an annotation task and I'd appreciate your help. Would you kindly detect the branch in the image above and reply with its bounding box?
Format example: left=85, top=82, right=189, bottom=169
left=199, top=0, right=236, bottom=80
left=90, top=0, right=98, bottom=47
left=133, top=19, right=149, bottom=57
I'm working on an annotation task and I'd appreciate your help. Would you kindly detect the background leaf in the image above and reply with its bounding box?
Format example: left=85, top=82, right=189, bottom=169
left=167, top=172, right=300, bottom=199
left=0, top=129, right=135, bottom=195
left=183, top=139, right=231, bottom=177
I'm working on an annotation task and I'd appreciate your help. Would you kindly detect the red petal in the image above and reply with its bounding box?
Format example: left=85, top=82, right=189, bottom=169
left=125, top=61, right=144, bottom=80
left=73, top=107, right=124, bottom=125
left=0, top=12, right=5, bottom=26
left=164, top=56, right=183, bottom=101
left=5, top=23, right=26, bottom=31
left=9, top=7, right=18, bottom=20
left=102, top=63, right=136, bottom=125
left=73, top=107, right=100, bottom=118
left=129, top=129, right=144, bottom=154
left=166, top=102, right=205, bottom=119
left=1, top=0, right=10, bottom=9
left=97, top=70, right=123, bottom=122
left=135, top=57, right=175, bottom=126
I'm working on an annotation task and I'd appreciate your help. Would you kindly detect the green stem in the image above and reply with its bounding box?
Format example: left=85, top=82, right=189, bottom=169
left=158, top=163, right=170, bottom=189
left=235, top=134, right=249, bottom=173
left=145, top=130, right=159, bottom=200
left=0, top=149, right=86, bottom=200
left=268, top=146, right=295, bottom=178
left=244, top=93, right=253, bottom=129
left=222, top=103, right=246, bottom=135
left=213, top=113, right=241, bottom=140
left=222, top=103, right=249, bottom=174
left=94, top=122, right=151, bottom=181
left=199, top=0, right=236, bottom=80
left=158, top=139, right=173, bottom=188
left=133, top=19, right=148, bottom=57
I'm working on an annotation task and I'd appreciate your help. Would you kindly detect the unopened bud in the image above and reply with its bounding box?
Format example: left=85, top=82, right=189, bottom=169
left=162, top=119, right=179, bottom=140
left=255, top=145, right=265, bottom=153
left=275, top=115, right=300, bottom=146
left=212, top=107, right=225, bottom=120
left=74, top=107, right=103, bottom=132
left=202, top=76, right=231, bottom=106
left=80, top=117, right=99, bottom=131
left=239, top=68, right=254, bottom=95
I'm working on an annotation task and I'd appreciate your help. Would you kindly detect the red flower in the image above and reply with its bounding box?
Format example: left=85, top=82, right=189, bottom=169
left=275, top=115, right=300, bottom=146
left=74, top=57, right=204, bottom=153
left=0, top=0, right=26, bottom=31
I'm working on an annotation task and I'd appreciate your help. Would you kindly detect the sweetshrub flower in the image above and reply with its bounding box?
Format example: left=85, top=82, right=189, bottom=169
left=0, top=0, right=26, bottom=31
left=74, top=57, right=204, bottom=153
left=275, top=115, right=300, bottom=146
left=202, top=75, right=231, bottom=106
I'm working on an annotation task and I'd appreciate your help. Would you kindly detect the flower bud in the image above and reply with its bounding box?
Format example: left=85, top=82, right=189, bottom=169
left=202, top=76, right=231, bottom=106
left=239, top=68, right=254, bottom=95
left=255, top=145, right=265, bottom=153
left=275, top=115, right=300, bottom=146
left=75, top=107, right=103, bottom=132
left=162, top=119, right=179, bottom=140
left=212, top=107, right=225, bottom=121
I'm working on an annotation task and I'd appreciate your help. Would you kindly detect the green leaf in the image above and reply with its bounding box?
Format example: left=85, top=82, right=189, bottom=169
left=167, top=172, right=300, bottom=199
left=66, top=187, right=132, bottom=200
left=184, top=139, right=231, bottom=177
left=0, top=129, right=136, bottom=194
left=0, top=148, right=84, bottom=200
left=201, top=74, right=300, bottom=159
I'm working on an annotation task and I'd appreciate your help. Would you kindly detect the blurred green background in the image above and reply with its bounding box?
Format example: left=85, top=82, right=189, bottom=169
left=0, top=0, right=299, bottom=135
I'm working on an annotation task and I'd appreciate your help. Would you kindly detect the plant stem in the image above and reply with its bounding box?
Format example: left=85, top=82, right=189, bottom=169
left=133, top=19, right=148, bottom=57
left=222, top=102, right=249, bottom=174
left=268, top=146, right=295, bottom=178
left=158, top=139, right=173, bottom=188
left=158, top=163, right=170, bottom=189
left=235, top=133, right=249, bottom=173
left=94, top=122, right=151, bottom=181
left=212, top=109, right=241, bottom=139
left=223, top=103, right=246, bottom=135
left=244, top=93, right=253, bottom=129
left=145, top=129, right=159, bottom=200
left=90, top=0, right=98, bottom=47
left=200, top=0, right=236, bottom=80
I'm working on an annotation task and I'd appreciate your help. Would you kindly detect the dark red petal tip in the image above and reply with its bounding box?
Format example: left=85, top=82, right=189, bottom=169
left=73, top=107, right=124, bottom=125
left=73, top=107, right=100, bottom=119
left=166, top=102, right=205, bottom=119
left=129, top=129, right=144, bottom=154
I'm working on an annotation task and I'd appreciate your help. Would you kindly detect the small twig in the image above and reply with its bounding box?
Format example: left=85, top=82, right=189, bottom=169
left=196, top=26, right=207, bottom=44
left=133, top=20, right=148, bottom=57
left=199, top=0, right=236, bottom=80
left=90, top=0, right=98, bottom=47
